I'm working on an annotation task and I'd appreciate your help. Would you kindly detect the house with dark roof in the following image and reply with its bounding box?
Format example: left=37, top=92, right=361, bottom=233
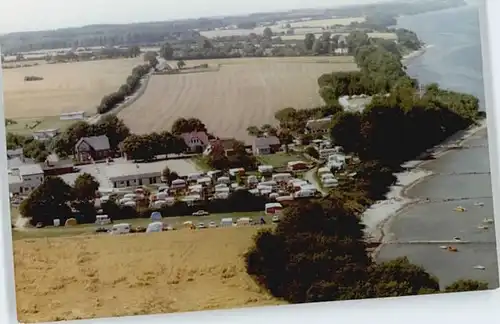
left=252, top=136, right=281, bottom=155
left=203, top=138, right=238, bottom=157
left=75, top=135, right=111, bottom=162
left=7, top=148, right=24, bottom=160
left=305, top=117, right=333, bottom=134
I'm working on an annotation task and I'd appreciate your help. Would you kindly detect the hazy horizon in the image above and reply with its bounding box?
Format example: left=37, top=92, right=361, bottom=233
left=0, top=0, right=385, bottom=34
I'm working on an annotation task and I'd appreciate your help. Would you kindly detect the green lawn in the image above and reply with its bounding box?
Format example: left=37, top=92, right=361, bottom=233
left=6, top=116, right=78, bottom=135
left=257, top=152, right=306, bottom=168
left=191, top=156, right=213, bottom=171
left=11, top=211, right=272, bottom=240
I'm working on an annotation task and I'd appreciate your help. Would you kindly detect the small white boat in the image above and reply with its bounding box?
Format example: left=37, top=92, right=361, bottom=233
left=477, top=225, right=489, bottom=230
left=483, top=218, right=494, bottom=224
left=439, top=245, right=448, bottom=250
left=473, top=265, right=486, bottom=270
left=474, top=202, right=485, bottom=207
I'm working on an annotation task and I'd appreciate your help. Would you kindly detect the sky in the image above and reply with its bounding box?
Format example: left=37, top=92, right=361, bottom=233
left=0, top=0, right=383, bottom=34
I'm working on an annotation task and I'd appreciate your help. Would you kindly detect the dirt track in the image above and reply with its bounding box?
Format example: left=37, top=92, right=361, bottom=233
left=119, top=57, right=357, bottom=143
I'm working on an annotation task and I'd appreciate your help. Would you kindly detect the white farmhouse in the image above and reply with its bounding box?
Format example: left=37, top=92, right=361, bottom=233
left=8, top=164, right=44, bottom=195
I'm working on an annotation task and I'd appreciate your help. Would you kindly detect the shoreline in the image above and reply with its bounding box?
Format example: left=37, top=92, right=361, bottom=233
left=402, top=44, right=433, bottom=66
left=363, top=118, right=488, bottom=257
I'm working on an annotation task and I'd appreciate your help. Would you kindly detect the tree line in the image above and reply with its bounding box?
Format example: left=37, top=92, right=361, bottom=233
left=52, top=115, right=130, bottom=158
left=97, top=62, right=153, bottom=114
left=20, top=173, right=100, bottom=226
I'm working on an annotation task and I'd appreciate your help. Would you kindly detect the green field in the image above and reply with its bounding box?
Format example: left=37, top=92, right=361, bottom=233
left=257, top=152, right=306, bottom=168
left=6, top=116, right=77, bottom=135
left=11, top=211, right=273, bottom=240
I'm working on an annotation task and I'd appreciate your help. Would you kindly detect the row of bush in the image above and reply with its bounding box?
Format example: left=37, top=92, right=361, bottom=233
left=96, top=63, right=152, bottom=114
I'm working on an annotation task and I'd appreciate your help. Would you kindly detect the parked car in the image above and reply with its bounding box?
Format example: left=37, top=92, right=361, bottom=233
left=164, top=224, right=175, bottom=231
left=272, top=215, right=280, bottom=223
left=135, top=226, right=147, bottom=233
left=197, top=222, right=206, bottom=229
left=208, top=221, right=217, bottom=228
left=95, top=227, right=109, bottom=233
left=192, top=210, right=209, bottom=216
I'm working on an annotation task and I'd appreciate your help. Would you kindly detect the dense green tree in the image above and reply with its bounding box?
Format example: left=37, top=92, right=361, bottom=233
left=245, top=199, right=370, bottom=303
left=73, top=173, right=100, bottom=201
left=304, top=33, right=316, bottom=51
left=160, top=43, right=174, bottom=60
left=263, top=27, right=273, bottom=39
left=171, top=117, right=207, bottom=134
left=19, top=177, right=74, bottom=226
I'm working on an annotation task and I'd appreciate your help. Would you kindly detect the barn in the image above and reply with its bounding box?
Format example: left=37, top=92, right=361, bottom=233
left=60, top=111, right=85, bottom=120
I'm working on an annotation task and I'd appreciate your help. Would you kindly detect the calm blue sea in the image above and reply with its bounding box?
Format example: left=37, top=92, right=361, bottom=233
left=377, top=4, right=499, bottom=288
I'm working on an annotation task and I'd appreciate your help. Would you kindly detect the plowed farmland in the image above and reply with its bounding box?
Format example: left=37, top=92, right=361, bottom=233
left=119, top=57, right=357, bottom=143
left=14, top=226, right=283, bottom=323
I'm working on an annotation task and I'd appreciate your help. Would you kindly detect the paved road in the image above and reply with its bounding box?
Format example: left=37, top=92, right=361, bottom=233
left=304, top=167, right=328, bottom=196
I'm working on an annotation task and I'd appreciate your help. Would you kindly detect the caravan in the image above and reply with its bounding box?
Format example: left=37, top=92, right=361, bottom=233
left=265, top=202, right=283, bottom=215
left=272, top=173, right=293, bottom=183
left=110, top=223, right=131, bottom=235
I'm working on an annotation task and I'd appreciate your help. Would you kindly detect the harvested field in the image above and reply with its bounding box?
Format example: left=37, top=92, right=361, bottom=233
left=281, top=32, right=397, bottom=41
left=200, top=17, right=366, bottom=38
left=14, top=227, right=283, bottom=322
left=3, top=57, right=143, bottom=119
left=119, top=57, right=358, bottom=144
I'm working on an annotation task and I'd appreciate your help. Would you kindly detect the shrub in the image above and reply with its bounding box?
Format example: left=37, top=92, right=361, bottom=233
left=305, top=146, right=319, bottom=159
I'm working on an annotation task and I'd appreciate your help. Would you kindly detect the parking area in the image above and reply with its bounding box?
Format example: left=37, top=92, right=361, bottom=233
left=60, top=157, right=201, bottom=190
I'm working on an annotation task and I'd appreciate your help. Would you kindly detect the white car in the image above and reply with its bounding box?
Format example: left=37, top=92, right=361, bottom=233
left=198, top=222, right=206, bottom=229
left=208, top=221, right=217, bottom=228
left=272, top=215, right=280, bottom=223
left=192, top=210, right=209, bottom=216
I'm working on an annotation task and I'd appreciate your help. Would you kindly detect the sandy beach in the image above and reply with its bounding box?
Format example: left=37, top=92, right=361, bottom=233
left=362, top=119, right=488, bottom=246
left=402, top=44, right=434, bottom=65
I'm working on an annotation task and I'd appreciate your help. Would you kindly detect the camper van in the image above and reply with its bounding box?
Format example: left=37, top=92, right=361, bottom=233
left=317, top=167, right=331, bottom=176
left=197, top=177, right=212, bottom=185
left=258, top=165, right=274, bottom=176
left=321, top=173, right=335, bottom=182
left=187, top=172, right=203, bottom=182
left=276, top=195, right=294, bottom=203
left=123, top=200, right=137, bottom=208
left=207, top=170, right=222, bottom=178
left=110, top=223, right=131, bottom=235
left=229, top=168, right=245, bottom=177
left=171, top=179, right=187, bottom=189
left=259, top=180, right=278, bottom=190
left=146, top=222, right=163, bottom=233
left=237, top=217, right=253, bottom=226
left=323, top=178, right=339, bottom=188
left=265, top=202, right=283, bottom=215
left=95, top=215, right=111, bottom=225
left=294, top=190, right=316, bottom=199
left=272, top=173, right=293, bottom=183
left=150, top=211, right=162, bottom=221
left=217, top=176, right=230, bottom=185
left=319, top=148, right=337, bottom=160
left=220, top=218, right=233, bottom=227
left=247, top=175, right=259, bottom=186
